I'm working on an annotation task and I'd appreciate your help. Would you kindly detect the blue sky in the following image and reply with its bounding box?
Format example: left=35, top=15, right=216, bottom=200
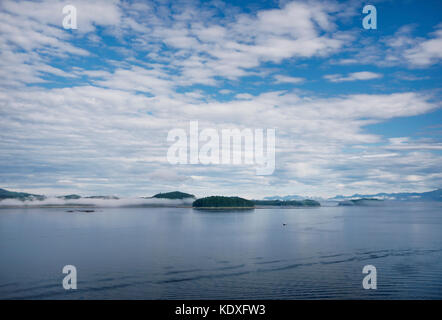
left=0, top=0, right=441, bottom=198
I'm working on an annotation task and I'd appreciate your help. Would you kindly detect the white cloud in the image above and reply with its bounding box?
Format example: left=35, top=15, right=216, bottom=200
left=235, top=93, right=254, bottom=100
left=134, top=0, right=353, bottom=82
left=324, top=71, right=383, bottom=82
left=0, top=0, right=440, bottom=198
left=341, top=24, right=442, bottom=69
left=0, top=0, right=354, bottom=88
left=274, top=75, right=305, bottom=84
left=148, top=169, right=190, bottom=182
left=0, top=83, right=439, bottom=197
left=387, top=137, right=442, bottom=150
left=1, top=0, right=122, bottom=33
left=404, top=27, right=442, bottom=67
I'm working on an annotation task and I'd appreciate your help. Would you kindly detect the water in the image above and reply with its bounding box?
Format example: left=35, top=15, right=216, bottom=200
left=1, top=202, right=442, bottom=299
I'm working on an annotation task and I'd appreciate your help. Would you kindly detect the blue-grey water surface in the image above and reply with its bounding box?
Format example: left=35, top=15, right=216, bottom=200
left=1, top=202, right=442, bottom=299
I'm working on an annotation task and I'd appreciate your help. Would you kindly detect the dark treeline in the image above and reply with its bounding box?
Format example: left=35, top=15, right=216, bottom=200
left=153, top=191, right=195, bottom=199
left=193, top=196, right=254, bottom=208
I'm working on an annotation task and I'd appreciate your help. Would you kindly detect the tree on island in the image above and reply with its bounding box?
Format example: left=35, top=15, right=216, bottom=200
left=192, top=196, right=254, bottom=208
left=153, top=191, right=196, bottom=200
left=0, top=188, right=45, bottom=201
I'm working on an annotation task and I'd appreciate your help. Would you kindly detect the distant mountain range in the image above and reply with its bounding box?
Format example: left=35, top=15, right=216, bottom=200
left=328, top=189, right=442, bottom=202
left=263, top=194, right=305, bottom=201
left=259, top=189, right=442, bottom=202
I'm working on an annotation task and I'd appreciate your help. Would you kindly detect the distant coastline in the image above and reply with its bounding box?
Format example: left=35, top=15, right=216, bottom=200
left=1, top=188, right=441, bottom=209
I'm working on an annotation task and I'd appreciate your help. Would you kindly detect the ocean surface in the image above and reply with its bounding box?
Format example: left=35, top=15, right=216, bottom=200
left=1, top=202, right=442, bottom=299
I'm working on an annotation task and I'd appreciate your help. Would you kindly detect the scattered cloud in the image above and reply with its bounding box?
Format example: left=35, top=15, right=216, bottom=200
left=324, top=71, right=383, bottom=82
left=274, top=75, right=305, bottom=84
left=0, top=0, right=440, bottom=197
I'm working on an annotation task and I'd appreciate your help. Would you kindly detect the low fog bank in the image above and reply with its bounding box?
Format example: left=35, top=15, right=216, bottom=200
left=0, top=197, right=194, bottom=208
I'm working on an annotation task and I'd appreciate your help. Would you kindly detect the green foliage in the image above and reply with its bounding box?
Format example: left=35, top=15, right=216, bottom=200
left=193, top=196, right=254, bottom=208
left=57, top=194, right=82, bottom=200
left=153, top=191, right=196, bottom=199
left=85, top=196, right=119, bottom=199
left=0, top=188, right=45, bottom=201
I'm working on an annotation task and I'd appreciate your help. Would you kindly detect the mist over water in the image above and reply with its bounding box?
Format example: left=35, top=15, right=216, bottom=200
left=0, top=197, right=194, bottom=207
left=1, top=202, right=442, bottom=299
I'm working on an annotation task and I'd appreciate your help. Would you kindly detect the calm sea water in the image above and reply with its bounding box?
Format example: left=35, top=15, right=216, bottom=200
left=1, top=202, right=442, bottom=299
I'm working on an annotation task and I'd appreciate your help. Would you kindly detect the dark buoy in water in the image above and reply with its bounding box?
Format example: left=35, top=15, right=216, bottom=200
left=283, top=223, right=287, bottom=226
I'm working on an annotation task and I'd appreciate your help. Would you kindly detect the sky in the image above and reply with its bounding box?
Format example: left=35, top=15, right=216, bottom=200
left=0, top=0, right=441, bottom=199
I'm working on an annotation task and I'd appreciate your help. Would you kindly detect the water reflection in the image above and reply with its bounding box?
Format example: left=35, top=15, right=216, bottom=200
left=0, top=202, right=441, bottom=299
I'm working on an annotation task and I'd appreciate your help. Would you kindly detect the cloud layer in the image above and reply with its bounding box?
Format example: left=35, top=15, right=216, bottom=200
left=0, top=0, right=441, bottom=198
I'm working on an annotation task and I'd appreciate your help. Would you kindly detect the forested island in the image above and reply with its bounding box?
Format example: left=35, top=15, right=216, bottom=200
left=0, top=188, right=45, bottom=201
left=193, top=196, right=254, bottom=209
left=192, top=197, right=320, bottom=209
left=152, top=191, right=196, bottom=199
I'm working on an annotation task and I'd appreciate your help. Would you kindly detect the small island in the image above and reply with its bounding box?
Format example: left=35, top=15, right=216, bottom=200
left=57, top=194, right=82, bottom=200
left=153, top=191, right=196, bottom=200
left=192, top=196, right=255, bottom=209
